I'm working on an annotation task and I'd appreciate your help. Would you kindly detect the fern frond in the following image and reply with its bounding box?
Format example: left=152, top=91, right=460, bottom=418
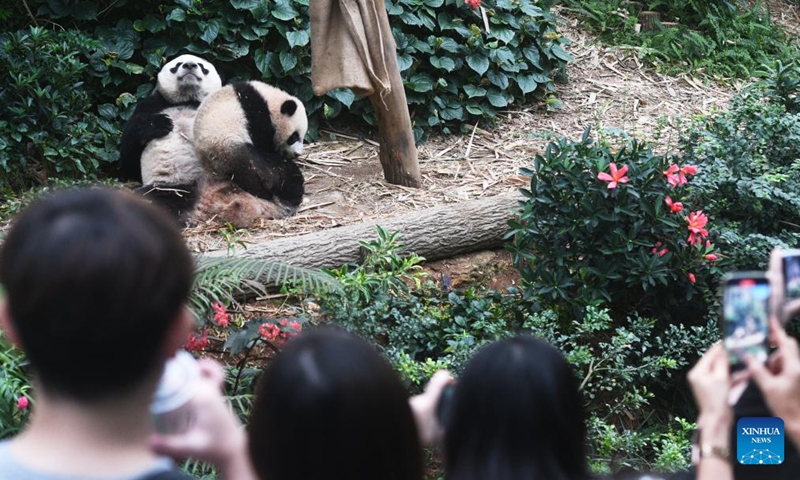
left=190, top=257, right=341, bottom=315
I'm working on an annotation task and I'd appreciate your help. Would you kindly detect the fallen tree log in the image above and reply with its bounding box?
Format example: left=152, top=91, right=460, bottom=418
left=203, top=193, right=523, bottom=269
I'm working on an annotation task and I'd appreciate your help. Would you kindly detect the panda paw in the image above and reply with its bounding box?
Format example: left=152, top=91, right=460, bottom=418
left=143, top=114, right=174, bottom=142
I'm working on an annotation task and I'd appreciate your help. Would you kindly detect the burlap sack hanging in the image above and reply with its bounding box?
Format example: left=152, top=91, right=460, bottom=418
left=309, top=0, right=392, bottom=98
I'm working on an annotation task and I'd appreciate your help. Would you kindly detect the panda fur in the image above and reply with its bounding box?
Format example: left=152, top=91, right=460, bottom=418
left=191, top=81, right=308, bottom=227
left=118, top=54, right=222, bottom=218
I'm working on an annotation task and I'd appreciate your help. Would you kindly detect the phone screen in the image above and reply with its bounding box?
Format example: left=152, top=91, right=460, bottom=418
left=783, top=250, right=800, bottom=300
left=723, top=274, right=770, bottom=368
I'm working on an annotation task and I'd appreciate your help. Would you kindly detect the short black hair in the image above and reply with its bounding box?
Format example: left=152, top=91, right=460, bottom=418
left=248, top=328, right=423, bottom=480
left=0, top=188, right=194, bottom=401
left=444, top=335, right=589, bottom=480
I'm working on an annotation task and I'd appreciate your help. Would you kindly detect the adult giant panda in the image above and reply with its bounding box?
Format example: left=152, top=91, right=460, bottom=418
left=190, top=81, right=308, bottom=227
left=118, top=54, right=222, bottom=217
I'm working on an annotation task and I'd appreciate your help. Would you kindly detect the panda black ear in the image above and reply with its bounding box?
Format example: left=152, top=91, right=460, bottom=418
left=280, top=100, right=298, bottom=116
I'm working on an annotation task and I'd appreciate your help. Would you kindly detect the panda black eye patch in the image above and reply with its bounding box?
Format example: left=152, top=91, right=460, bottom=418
left=287, top=132, right=300, bottom=145
left=170, top=63, right=182, bottom=74
left=199, top=64, right=209, bottom=75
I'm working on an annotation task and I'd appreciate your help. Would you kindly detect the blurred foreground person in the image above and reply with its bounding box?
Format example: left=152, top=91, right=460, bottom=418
left=442, top=335, right=590, bottom=480
left=248, top=329, right=424, bottom=480
left=0, top=188, right=252, bottom=480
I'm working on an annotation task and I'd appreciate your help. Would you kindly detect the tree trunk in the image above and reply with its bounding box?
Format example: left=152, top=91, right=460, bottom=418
left=203, top=194, right=522, bottom=269
left=638, top=11, right=661, bottom=32
left=368, top=0, right=421, bottom=188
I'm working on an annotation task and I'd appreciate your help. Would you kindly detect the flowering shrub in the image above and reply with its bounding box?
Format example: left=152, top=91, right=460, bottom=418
left=508, top=128, right=723, bottom=324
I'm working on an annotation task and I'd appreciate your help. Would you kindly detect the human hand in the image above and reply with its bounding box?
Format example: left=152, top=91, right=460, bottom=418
left=746, top=316, right=800, bottom=423
left=149, top=359, right=249, bottom=471
left=688, top=343, right=733, bottom=425
left=767, top=247, right=800, bottom=325
left=408, top=370, right=455, bottom=445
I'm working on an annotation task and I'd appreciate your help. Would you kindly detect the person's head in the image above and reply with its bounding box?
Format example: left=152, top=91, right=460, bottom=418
left=0, top=187, right=194, bottom=402
left=444, top=335, right=588, bottom=480
left=248, top=328, right=423, bottom=480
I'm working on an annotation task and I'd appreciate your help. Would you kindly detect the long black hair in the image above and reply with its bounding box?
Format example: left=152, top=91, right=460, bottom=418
left=248, top=328, right=423, bottom=480
left=444, top=335, right=589, bottom=480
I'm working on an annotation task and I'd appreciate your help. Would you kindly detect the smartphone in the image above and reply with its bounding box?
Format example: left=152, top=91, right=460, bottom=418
left=722, top=272, right=771, bottom=370
left=783, top=249, right=800, bottom=301
left=436, top=384, right=456, bottom=428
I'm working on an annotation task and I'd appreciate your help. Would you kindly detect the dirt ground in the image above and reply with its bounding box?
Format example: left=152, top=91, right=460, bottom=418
left=187, top=7, right=745, bottom=260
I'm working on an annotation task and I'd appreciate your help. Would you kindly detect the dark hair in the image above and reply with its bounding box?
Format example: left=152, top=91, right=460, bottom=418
left=248, top=328, right=423, bottom=480
left=444, top=335, right=589, bottom=480
left=0, top=188, right=194, bottom=401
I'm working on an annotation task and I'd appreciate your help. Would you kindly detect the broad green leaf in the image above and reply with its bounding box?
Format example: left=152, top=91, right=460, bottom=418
left=166, top=8, right=186, bottom=22
left=487, top=71, right=509, bottom=89
left=254, top=48, right=274, bottom=77
left=271, top=1, right=299, bottom=21
left=200, top=20, right=220, bottom=44
left=490, top=27, right=515, bottom=44
left=397, top=54, right=413, bottom=72
left=279, top=51, right=298, bottom=72
left=430, top=56, right=456, bottom=72
left=440, top=105, right=464, bottom=121
left=487, top=89, right=510, bottom=107
left=97, top=104, right=116, bottom=119
left=551, top=44, right=574, bottom=62
left=464, top=85, right=487, bottom=98
left=438, top=37, right=460, bottom=53
left=516, top=74, right=538, bottom=94
left=327, top=88, right=356, bottom=108
left=400, top=12, right=423, bottom=26
left=230, top=0, right=262, bottom=9
left=287, top=30, right=310, bottom=48
left=408, top=73, right=435, bottom=93
left=523, top=46, right=541, bottom=69
left=466, top=54, right=489, bottom=75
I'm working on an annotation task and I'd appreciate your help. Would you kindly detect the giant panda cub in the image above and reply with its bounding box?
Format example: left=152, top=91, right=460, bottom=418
left=118, top=54, right=222, bottom=217
left=190, top=81, right=308, bottom=227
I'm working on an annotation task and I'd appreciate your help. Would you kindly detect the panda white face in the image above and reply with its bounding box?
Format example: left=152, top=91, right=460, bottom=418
left=157, top=54, right=222, bottom=104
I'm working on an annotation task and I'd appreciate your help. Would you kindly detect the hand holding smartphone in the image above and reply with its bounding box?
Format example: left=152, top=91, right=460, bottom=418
left=783, top=249, right=800, bottom=301
left=722, top=272, right=771, bottom=369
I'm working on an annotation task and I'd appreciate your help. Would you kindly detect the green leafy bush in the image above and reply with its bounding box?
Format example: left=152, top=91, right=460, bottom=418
left=560, top=0, right=797, bottom=80
left=525, top=306, right=717, bottom=473
left=11, top=0, right=570, bottom=146
left=0, top=329, right=32, bottom=440
left=318, top=227, right=523, bottom=387
left=679, top=63, right=800, bottom=269
left=508, top=128, right=723, bottom=324
left=0, top=27, right=120, bottom=191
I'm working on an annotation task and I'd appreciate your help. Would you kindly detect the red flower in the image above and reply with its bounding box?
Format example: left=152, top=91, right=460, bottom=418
left=688, top=273, right=696, bottom=283
left=17, top=396, right=29, bottom=410
left=664, top=164, right=686, bottom=188
left=657, top=248, right=669, bottom=257
left=259, top=323, right=281, bottom=341
left=681, top=165, right=698, bottom=176
left=212, top=302, right=230, bottom=328
left=597, top=163, right=629, bottom=189
left=279, top=318, right=288, bottom=326
left=705, top=254, right=718, bottom=262
left=465, top=0, right=481, bottom=9
left=686, top=211, right=709, bottom=246
left=664, top=196, right=683, bottom=213
left=664, top=164, right=698, bottom=188
left=185, top=330, right=209, bottom=352
left=289, top=321, right=302, bottom=331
